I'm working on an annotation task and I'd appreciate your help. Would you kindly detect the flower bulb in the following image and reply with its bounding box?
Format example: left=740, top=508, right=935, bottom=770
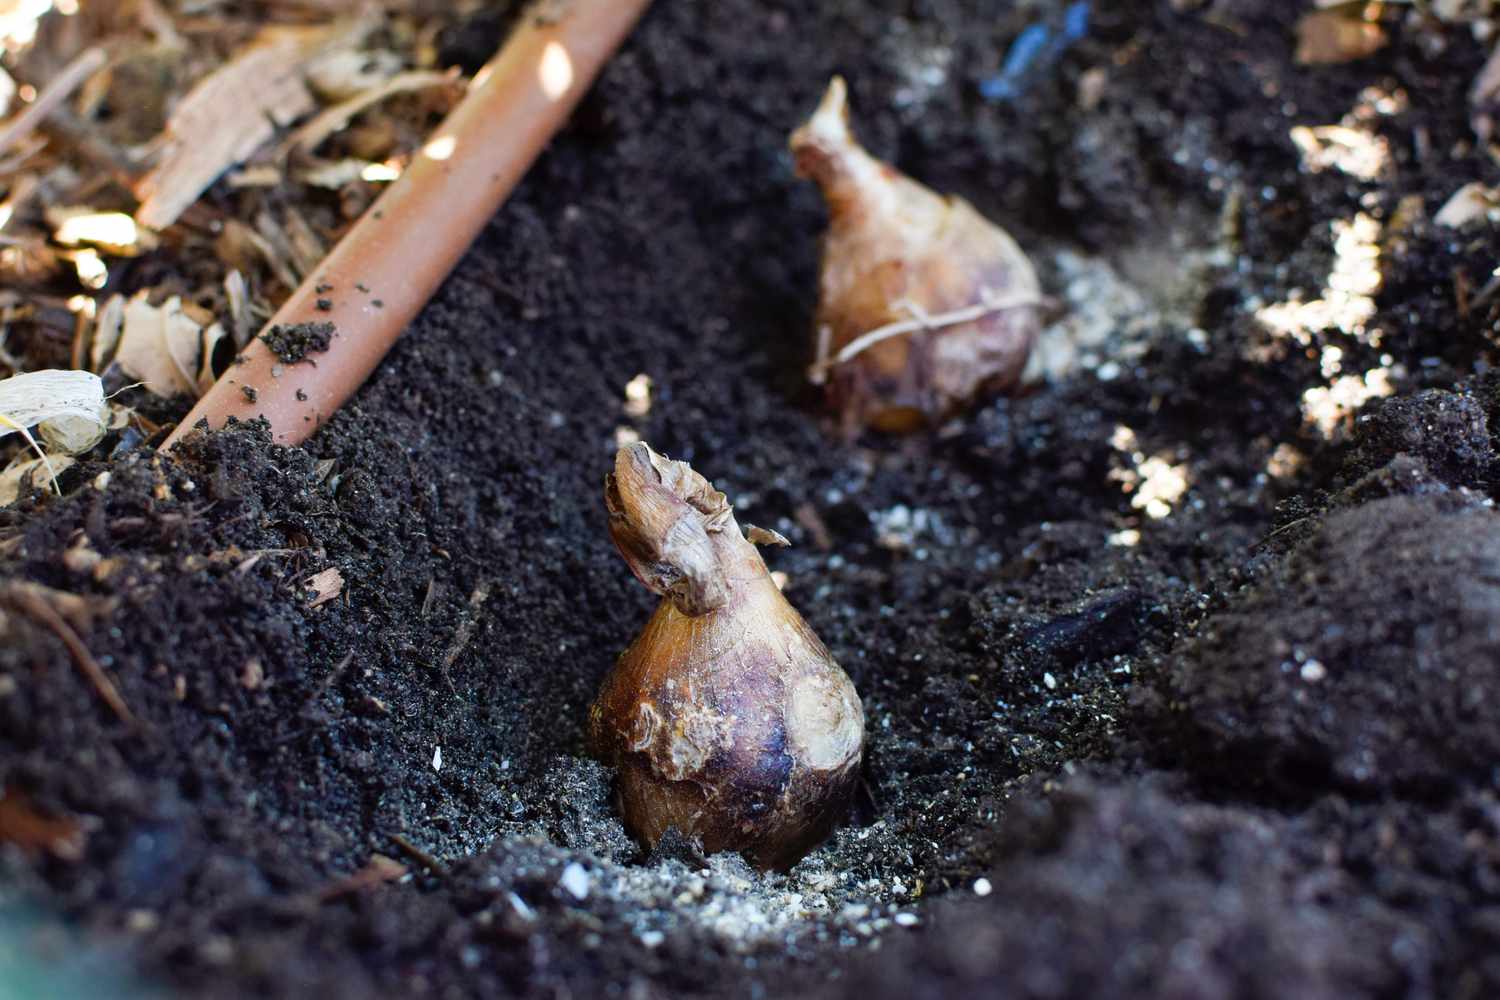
left=588, top=443, right=864, bottom=871
left=792, top=76, right=1043, bottom=433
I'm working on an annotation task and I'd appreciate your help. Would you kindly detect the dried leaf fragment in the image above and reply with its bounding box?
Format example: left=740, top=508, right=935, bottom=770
left=104, top=293, right=226, bottom=398
left=305, top=567, right=344, bottom=607
left=0, top=370, right=104, bottom=499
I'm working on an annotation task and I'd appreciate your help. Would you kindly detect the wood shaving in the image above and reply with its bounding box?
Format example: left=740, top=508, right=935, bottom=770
left=279, top=69, right=457, bottom=160
left=133, top=25, right=342, bottom=230
left=306, top=47, right=403, bottom=101
left=0, top=46, right=107, bottom=158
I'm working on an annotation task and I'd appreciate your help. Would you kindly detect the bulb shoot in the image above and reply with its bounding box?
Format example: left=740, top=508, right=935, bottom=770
left=588, top=443, right=865, bottom=871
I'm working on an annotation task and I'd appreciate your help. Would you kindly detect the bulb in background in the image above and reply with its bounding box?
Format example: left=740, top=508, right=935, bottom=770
left=792, top=76, right=1043, bottom=434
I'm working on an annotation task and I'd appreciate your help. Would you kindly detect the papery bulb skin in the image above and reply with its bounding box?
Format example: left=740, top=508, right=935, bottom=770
left=791, top=76, right=1043, bottom=434
left=588, top=443, right=865, bottom=871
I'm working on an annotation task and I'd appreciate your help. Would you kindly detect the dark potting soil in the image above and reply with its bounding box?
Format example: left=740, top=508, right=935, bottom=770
left=6, top=1, right=1500, bottom=997
left=259, top=322, right=336, bottom=366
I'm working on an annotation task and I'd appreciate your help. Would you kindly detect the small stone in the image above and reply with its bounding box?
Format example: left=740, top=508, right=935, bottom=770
left=432, top=746, right=443, bottom=771
left=559, top=861, right=590, bottom=900
left=893, top=912, right=920, bottom=927
left=973, top=877, right=992, bottom=897
left=240, top=658, right=264, bottom=690
left=508, top=891, right=536, bottom=921
left=200, top=935, right=234, bottom=965
left=125, top=909, right=158, bottom=933
left=62, top=541, right=101, bottom=574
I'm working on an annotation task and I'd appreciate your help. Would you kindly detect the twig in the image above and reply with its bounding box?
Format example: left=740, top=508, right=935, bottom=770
left=1257, top=515, right=1313, bottom=548
left=1470, top=266, right=1500, bottom=313
left=302, top=650, right=355, bottom=710
left=277, top=69, right=458, bottom=159
left=389, top=832, right=448, bottom=877
left=161, top=0, right=654, bottom=450
left=310, top=853, right=407, bottom=903
left=0, top=47, right=109, bottom=159
left=2, top=583, right=136, bottom=726
left=441, top=581, right=494, bottom=671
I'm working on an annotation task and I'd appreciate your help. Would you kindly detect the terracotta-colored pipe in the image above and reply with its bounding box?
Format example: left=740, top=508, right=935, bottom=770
left=161, top=0, right=652, bottom=450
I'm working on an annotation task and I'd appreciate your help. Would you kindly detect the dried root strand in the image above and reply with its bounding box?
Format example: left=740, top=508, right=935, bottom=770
left=808, top=286, right=1045, bottom=386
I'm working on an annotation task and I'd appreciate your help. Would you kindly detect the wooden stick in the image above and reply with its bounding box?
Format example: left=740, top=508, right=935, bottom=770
left=161, top=0, right=652, bottom=450
left=0, top=46, right=108, bottom=159
left=2, top=583, right=136, bottom=727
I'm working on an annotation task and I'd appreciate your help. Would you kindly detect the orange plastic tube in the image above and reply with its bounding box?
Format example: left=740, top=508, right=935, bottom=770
left=162, top=0, right=652, bottom=449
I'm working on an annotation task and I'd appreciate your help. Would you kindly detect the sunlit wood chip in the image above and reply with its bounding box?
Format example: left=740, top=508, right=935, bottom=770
left=1434, top=182, right=1498, bottom=228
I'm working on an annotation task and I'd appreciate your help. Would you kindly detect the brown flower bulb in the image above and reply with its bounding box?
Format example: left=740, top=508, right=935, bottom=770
left=791, top=76, right=1043, bottom=434
left=588, top=443, right=865, bottom=871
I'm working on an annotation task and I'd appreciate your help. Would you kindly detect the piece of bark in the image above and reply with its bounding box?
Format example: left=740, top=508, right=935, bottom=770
left=161, top=0, right=654, bottom=450
left=133, top=25, right=339, bottom=230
